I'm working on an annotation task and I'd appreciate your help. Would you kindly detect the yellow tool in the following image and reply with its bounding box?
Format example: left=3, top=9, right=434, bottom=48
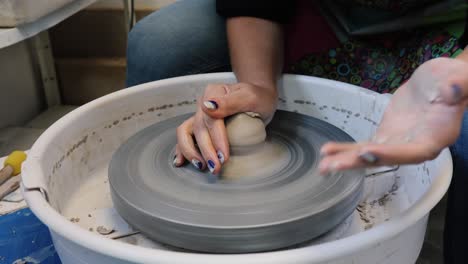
left=0, top=151, right=27, bottom=200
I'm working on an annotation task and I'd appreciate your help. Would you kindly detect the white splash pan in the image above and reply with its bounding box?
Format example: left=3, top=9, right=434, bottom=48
left=0, top=0, right=75, bottom=27
left=21, top=73, right=452, bottom=264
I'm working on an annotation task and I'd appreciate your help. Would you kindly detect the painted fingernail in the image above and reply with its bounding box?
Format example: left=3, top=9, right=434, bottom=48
left=359, top=152, right=379, bottom=164
left=172, top=155, right=178, bottom=167
left=203, top=100, right=218, bottom=110
left=207, top=160, right=216, bottom=173
left=217, top=150, right=225, bottom=164
left=191, top=159, right=203, bottom=170
left=452, top=84, right=462, bottom=103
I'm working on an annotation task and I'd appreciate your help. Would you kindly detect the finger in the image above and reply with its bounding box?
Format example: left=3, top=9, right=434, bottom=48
left=176, top=117, right=205, bottom=170
left=193, top=118, right=222, bottom=175
left=173, top=144, right=185, bottom=167
left=436, top=83, right=467, bottom=105
left=319, top=142, right=441, bottom=174
left=320, top=142, right=367, bottom=156
left=446, top=83, right=468, bottom=106
left=319, top=148, right=366, bottom=175
left=425, top=59, right=468, bottom=105
left=205, top=117, right=229, bottom=164
left=444, top=61, right=468, bottom=105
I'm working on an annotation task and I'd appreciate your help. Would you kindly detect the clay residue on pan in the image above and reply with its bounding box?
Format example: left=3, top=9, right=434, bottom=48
left=50, top=99, right=197, bottom=176
left=278, top=97, right=287, bottom=103
left=293, top=99, right=312, bottom=105
left=97, top=226, right=115, bottom=235
left=357, top=178, right=400, bottom=230
left=356, top=204, right=373, bottom=230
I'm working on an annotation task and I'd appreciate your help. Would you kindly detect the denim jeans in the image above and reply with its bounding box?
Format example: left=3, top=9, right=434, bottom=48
left=445, top=111, right=468, bottom=264
left=126, top=0, right=229, bottom=87
left=126, top=1, right=468, bottom=262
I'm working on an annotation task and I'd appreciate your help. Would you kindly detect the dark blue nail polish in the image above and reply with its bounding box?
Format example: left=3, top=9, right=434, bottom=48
left=172, top=155, right=178, bottom=166
left=207, top=160, right=215, bottom=173
left=209, top=100, right=218, bottom=109
left=217, top=150, right=225, bottom=164
left=359, top=152, right=379, bottom=164
left=452, top=84, right=462, bottom=103
left=191, top=159, right=203, bottom=170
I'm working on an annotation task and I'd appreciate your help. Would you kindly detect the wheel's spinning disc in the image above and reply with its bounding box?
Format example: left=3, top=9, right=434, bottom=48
left=109, top=110, right=363, bottom=253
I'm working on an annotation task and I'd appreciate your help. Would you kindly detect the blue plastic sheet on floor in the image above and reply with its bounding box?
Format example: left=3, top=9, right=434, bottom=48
left=0, top=208, right=61, bottom=263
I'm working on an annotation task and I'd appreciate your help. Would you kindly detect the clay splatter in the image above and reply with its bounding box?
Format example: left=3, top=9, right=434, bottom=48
left=97, top=226, right=115, bottom=235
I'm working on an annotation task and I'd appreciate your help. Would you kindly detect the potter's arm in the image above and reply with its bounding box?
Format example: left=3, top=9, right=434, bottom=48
left=319, top=51, right=468, bottom=174
left=217, top=0, right=293, bottom=90
left=226, top=17, right=283, bottom=94
left=174, top=5, right=290, bottom=173
left=194, top=17, right=285, bottom=123
left=318, top=9, right=468, bottom=173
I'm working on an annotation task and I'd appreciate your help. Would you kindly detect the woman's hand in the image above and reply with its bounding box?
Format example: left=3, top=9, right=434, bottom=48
left=319, top=57, right=468, bottom=174
left=174, top=82, right=277, bottom=174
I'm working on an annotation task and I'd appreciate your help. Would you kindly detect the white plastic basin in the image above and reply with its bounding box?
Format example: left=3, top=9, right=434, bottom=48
left=0, top=0, right=75, bottom=27
left=22, top=73, right=452, bottom=264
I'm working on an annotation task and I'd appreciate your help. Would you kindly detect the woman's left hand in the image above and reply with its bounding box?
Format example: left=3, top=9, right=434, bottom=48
left=319, top=57, right=468, bottom=175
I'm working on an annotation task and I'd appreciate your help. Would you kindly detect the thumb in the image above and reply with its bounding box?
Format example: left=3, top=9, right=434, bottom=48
left=424, top=58, right=468, bottom=105
left=202, top=87, right=256, bottom=119
left=436, top=64, right=468, bottom=105
left=439, top=82, right=468, bottom=106
left=361, top=142, right=441, bottom=165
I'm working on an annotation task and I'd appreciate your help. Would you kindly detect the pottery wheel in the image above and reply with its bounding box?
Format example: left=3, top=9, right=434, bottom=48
left=109, top=110, right=363, bottom=253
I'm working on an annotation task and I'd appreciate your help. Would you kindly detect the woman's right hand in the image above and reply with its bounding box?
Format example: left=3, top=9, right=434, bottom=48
left=174, top=82, right=278, bottom=175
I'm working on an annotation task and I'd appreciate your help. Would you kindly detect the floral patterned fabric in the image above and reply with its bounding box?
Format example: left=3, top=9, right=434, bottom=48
left=289, top=30, right=462, bottom=93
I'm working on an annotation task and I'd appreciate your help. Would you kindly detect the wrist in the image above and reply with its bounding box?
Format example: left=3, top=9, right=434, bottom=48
left=239, top=81, right=278, bottom=96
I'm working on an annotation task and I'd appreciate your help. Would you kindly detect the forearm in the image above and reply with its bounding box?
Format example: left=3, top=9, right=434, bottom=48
left=227, top=17, right=283, bottom=90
